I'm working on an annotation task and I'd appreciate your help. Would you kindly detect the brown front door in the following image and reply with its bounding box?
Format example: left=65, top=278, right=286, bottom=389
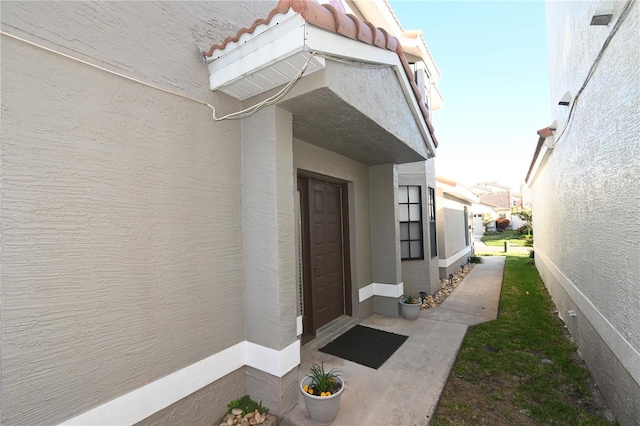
left=298, top=175, right=350, bottom=344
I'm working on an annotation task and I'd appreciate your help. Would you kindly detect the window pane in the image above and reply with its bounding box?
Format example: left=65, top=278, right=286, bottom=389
left=408, top=186, right=420, bottom=203
left=409, top=222, right=421, bottom=239
left=410, top=241, right=422, bottom=258
left=400, top=223, right=409, bottom=240
left=401, top=241, right=410, bottom=258
left=399, top=205, right=409, bottom=222
left=399, top=186, right=408, bottom=202
left=409, top=204, right=420, bottom=221
left=430, top=221, right=437, bottom=257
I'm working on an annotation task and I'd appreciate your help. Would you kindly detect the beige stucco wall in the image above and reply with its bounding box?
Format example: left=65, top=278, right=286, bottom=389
left=242, top=106, right=298, bottom=352
left=436, top=191, right=472, bottom=279
left=530, top=2, right=640, bottom=424
left=440, top=195, right=471, bottom=257
left=1, top=1, right=275, bottom=424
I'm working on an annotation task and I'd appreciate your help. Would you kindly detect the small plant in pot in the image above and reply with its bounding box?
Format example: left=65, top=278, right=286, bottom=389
left=300, top=362, right=344, bottom=425
left=399, top=294, right=422, bottom=320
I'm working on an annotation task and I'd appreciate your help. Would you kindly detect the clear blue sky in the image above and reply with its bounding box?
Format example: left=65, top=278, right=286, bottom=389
left=390, top=1, right=551, bottom=192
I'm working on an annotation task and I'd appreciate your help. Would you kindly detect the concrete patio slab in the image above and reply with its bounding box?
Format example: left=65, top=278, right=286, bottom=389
left=283, top=256, right=505, bottom=425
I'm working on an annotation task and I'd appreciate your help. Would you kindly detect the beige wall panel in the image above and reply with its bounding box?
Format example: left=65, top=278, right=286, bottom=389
left=1, top=19, right=245, bottom=426
left=531, top=2, right=640, bottom=423
left=1, top=1, right=276, bottom=101
left=442, top=196, right=469, bottom=258
left=539, top=0, right=639, bottom=356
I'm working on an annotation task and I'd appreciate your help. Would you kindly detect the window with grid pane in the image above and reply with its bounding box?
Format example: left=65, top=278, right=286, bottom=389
left=428, top=186, right=437, bottom=257
left=399, top=186, right=423, bottom=260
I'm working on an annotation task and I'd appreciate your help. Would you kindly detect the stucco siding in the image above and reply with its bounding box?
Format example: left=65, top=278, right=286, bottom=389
left=530, top=2, right=640, bottom=424
left=1, top=1, right=275, bottom=101
left=325, top=61, right=431, bottom=161
left=0, top=2, right=277, bottom=424
left=539, top=0, right=640, bottom=353
left=441, top=196, right=469, bottom=258
left=242, top=106, right=297, bottom=351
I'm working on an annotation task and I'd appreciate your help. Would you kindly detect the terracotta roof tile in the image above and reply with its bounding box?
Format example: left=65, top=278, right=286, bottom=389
left=203, top=0, right=438, bottom=148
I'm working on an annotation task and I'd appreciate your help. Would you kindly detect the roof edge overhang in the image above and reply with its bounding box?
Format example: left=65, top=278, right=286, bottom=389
left=202, top=7, right=437, bottom=156
left=436, top=179, right=479, bottom=204
left=525, top=127, right=554, bottom=185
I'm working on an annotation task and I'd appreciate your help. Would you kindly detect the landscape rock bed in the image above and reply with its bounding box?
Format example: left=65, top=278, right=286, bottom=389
left=220, top=409, right=273, bottom=426
left=421, top=263, right=475, bottom=310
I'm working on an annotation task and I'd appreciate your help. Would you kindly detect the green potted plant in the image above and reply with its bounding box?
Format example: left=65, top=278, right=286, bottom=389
left=300, top=362, right=344, bottom=425
left=399, top=294, right=422, bottom=320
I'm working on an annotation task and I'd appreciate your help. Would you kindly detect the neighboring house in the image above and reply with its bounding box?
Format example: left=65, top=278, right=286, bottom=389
left=472, top=202, right=498, bottom=235
left=525, top=1, right=639, bottom=424
left=470, top=181, right=517, bottom=228
left=435, top=177, right=478, bottom=279
left=1, top=0, right=444, bottom=424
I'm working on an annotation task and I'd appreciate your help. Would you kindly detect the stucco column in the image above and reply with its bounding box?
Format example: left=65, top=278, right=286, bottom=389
left=241, top=105, right=299, bottom=414
left=369, top=163, right=403, bottom=317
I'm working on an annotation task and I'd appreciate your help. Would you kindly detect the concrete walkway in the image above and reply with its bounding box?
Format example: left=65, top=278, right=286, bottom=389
left=285, top=256, right=506, bottom=425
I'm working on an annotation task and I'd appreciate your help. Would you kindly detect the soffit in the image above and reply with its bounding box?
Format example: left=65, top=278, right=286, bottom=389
left=201, top=0, right=439, bottom=152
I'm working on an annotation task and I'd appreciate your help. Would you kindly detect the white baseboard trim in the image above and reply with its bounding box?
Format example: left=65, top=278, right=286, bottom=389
left=60, top=339, right=300, bottom=426
left=359, top=282, right=404, bottom=302
left=438, top=246, right=471, bottom=268
left=536, top=249, right=640, bottom=386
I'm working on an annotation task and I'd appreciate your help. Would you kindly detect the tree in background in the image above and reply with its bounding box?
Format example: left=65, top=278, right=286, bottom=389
left=512, top=207, right=533, bottom=235
left=511, top=207, right=532, bottom=225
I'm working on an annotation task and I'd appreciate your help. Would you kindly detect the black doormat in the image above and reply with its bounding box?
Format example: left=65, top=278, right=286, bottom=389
left=318, top=325, right=408, bottom=369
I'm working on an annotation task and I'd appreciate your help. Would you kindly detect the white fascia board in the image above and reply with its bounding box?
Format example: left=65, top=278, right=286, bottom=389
left=527, top=142, right=553, bottom=186
left=304, top=25, right=399, bottom=66
left=400, top=36, right=440, bottom=82
left=304, top=26, right=437, bottom=156
left=207, top=12, right=308, bottom=90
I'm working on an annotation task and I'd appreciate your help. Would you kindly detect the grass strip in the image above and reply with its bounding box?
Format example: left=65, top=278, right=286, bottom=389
left=432, top=253, right=615, bottom=426
left=481, top=230, right=532, bottom=247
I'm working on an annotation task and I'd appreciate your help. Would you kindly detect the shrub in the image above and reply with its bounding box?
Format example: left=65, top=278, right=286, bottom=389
left=226, top=395, right=268, bottom=416
left=528, top=249, right=535, bottom=258
left=495, top=217, right=510, bottom=231
left=469, top=256, right=483, bottom=264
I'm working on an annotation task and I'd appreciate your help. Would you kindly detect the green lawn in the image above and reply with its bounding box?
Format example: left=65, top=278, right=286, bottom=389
left=481, top=230, right=532, bottom=247
left=432, top=253, right=615, bottom=426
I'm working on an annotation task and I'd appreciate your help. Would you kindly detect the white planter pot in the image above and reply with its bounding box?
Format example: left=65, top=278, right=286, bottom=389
left=300, top=376, right=345, bottom=425
left=399, top=300, right=421, bottom=320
